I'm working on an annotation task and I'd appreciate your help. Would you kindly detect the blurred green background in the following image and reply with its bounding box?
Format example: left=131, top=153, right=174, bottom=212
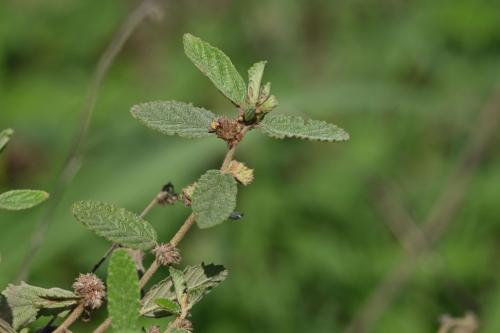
left=1, top=0, right=500, bottom=332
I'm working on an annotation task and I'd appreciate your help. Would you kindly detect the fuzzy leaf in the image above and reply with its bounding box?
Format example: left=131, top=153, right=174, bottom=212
left=108, top=249, right=141, bottom=333
left=183, top=33, right=246, bottom=106
left=260, top=114, right=350, bottom=142
left=191, top=170, right=237, bottom=229
left=131, top=101, right=216, bottom=139
left=154, top=299, right=180, bottom=315
left=72, top=201, right=157, bottom=250
left=247, top=61, right=266, bottom=106
left=0, top=283, right=78, bottom=330
left=169, top=267, right=186, bottom=305
left=141, top=263, right=227, bottom=318
left=0, top=190, right=49, bottom=211
left=0, top=129, right=14, bottom=153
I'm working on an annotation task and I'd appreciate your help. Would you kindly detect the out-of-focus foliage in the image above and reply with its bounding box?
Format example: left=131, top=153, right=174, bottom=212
left=1, top=0, right=500, bottom=332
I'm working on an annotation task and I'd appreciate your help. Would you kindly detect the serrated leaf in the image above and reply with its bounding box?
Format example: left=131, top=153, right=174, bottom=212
left=260, top=114, right=350, bottom=142
left=141, top=263, right=227, bottom=318
left=0, top=283, right=78, bottom=330
left=0, top=190, right=49, bottom=211
left=183, top=33, right=246, bottom=106
left=247, top=61, right=266, bottom=106
left=72, top=201, right=157, bottom=250
left=191, top=170, right=237, bottom=229
left=154, top=299, right=180, bottom=315
left=0, top=129, right=14, bottom=154
left=108, top=249, right=141, bottom=333
left=131, top=101, right=216, bottom=139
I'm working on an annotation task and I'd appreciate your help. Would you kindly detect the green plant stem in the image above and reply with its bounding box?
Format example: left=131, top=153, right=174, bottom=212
left=52, top=303, right=85, bottom=333
left=92, top=126, right=250, bottom=333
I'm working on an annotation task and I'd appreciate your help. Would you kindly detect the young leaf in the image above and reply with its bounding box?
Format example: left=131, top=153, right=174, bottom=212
left=131, top=101, right=216, bottom=139
left=247, top=61, right=266, bottom=106
left=260, top=114, right=350, bottom=142
left=154, top=298, right=181, bottom=315
left=72, top=201, right=157, bottom=250
left=0, top=190, right=49, bottom=211
left=141, top=263, right=227, bottom=318
left=191, top=170, right=237, bottom=229
left=183, top=33, right=247, bottom=106
left=107, top=249, right=141, bottom=333
left=0, top=283, right=78, bottom=330
left=0, top=129, right=14, bottom=153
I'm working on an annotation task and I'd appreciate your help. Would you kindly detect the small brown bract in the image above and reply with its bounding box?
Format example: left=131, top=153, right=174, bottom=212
left=152, top=243, right=182, bottom=266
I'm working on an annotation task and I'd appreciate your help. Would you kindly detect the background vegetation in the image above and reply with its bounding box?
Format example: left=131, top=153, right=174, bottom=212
left=1, top=0, right=500, bottom=332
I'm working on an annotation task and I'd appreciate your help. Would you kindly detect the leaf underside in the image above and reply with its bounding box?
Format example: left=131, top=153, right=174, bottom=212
left=0, top=190, right=49, bottom=211
left=183, top=33, right=247, bottom=106
left=131, top=100, right=216, bottom=139
left=0, top=283, right=78, bottom=330
left=72, top=201, right=157, bottom=250
left=260, top=114, right=350, bottom=142
left=141, top=263, right=227, bottom=318
left=191, top=170, right=238, bottom=229
left=108, top=249, right=141, bottom=333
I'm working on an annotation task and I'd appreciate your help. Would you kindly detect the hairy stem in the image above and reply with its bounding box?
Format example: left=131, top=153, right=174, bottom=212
left=92, top=127, right=250, bottom=333
left=52, top=303, right=85, bottom=333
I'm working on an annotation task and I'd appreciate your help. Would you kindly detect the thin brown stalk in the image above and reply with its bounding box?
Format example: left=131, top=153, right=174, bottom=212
left=16, top=0, right=162, bottom=283
left=52, top=303, right=85, bottom=333
left=344, top=91, right=500, bottom=333
left=93, top=127, right=250, bottom=333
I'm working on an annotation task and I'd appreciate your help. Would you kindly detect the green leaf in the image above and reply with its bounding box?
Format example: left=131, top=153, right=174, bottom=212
left=260, top=114, right=350, bottom=142
left=154, top=298, right=180, bottom=315
left=247, top=61, right=266, bottom=106
left=0, top=283, right=78, bottom=330
left=0, top=129, right=14, bottom=154
left=191, top=170, right=237, bottom=229
left=108, top=249, right=141, bottom=333
left=169, top=267, right=186, bottom=305
left=131, top=101, right=216, bottom=139
left=0, top=190, right=49, bottom=211
left=183, top=33, right=246, bottom=106
left=72, top=201, right=157, bottom=250
left=141, top=263, right=227, bottom=318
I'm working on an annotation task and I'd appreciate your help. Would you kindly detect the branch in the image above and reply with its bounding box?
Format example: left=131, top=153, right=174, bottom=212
left=92, top=127, right=250, bottom=333
left=16, top=0, right=163, bottom=282
left=52, top=303, right=85, bottom=333
left=344, top=91, right=500, bottom=333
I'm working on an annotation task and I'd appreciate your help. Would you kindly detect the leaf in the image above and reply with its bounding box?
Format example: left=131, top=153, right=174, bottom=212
left=260, top=114, right=350, bottom=142
left=0, top=283, right=78, bottom=330
left=247, top=61, right=267, bottom=106
left=72, top=201, right=157, bottom=250
left=191, top=170, right=237, bottom=229
left=183, top=33, right=246, bottom=106
left=107, top=249, right=141, bottom=333
left=169, top=267, right=186, bottom=305
left=154, top=299, right=180, bottom=315
left=131, top=101, right=216, bottom=139
left=141, top=263, right=227, bottom=318
left=0, top=190, right=49, bottom=211
left=0, top=129, right=14, bottom=154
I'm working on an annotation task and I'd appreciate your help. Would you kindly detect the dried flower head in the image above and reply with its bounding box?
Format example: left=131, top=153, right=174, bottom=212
left=147, top=326, right=161, bottom=333
left=181, top=182, right=197, bottom=206
left=172, top=318, right=193, bottom=332
left=209, top=117, right=243, bottom=147
left=223, top=160, right=254, bottom=185
left=72, top=273, right=106, bottom=310
left=152, top=243, right=181, bottom=266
